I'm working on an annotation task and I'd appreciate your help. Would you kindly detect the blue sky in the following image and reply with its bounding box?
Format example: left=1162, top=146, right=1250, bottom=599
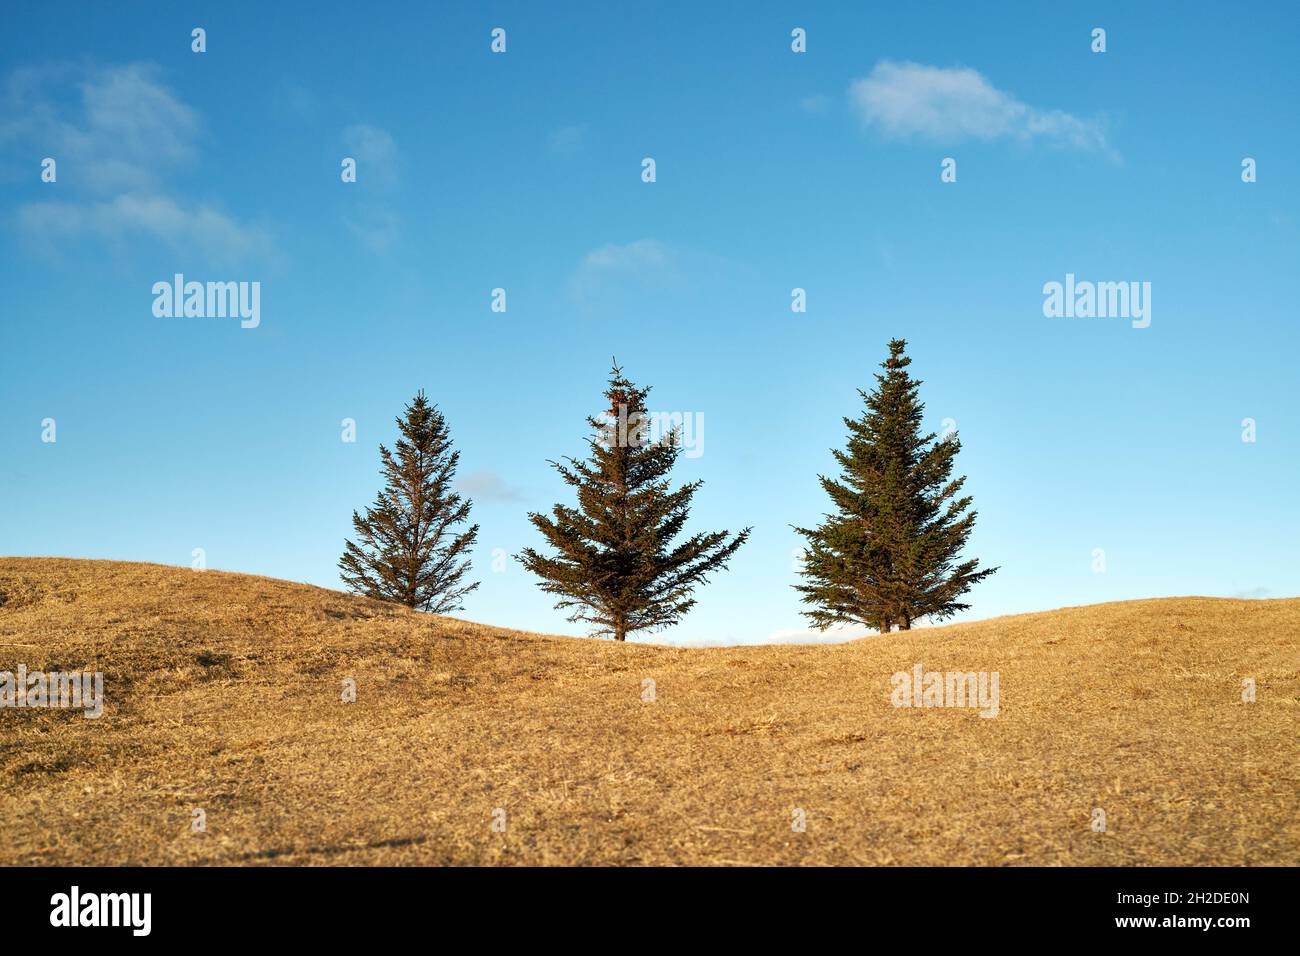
left=2, top=1, right=1297, bottom=644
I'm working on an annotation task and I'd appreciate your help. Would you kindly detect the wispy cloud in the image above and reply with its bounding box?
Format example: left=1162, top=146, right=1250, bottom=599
left=799, top=94, right=831, bottom=115
left=272, top=79, right=320, bottom=121
left=342, top=203, right=399, bottom=253
left=1, top=63, right=198, bottom=193
left=456, top=469, right=525, bottom=503
left=569, top=238, right=673, bottom=303
left=2, top=63, right=269, bottom=263
left=546, top=124, right=588, bottom=155
left=18, top=194, right=271, bottom=263
left=567, top=239, right=759, bottom=313
left=581, top=238, right=670, bottom=272
left=340, top=124, right=401, bottom=252
left=342, top=123, right=399, bottom=187
left=848, top=61, right=1110, bottom=153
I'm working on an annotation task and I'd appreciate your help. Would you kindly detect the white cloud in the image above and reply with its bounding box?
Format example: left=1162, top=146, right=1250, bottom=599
left=340, top=124, right=401, bottom=252
left=2, top=63, right=198, bottom=193
left=546, top=124, right=587, bottom=155
left=273, top=80, right=320, bottom=120
left=342, top=123, right=399, bottom=188
left=3, top=63, right=268, bottom=263
left=456, top=469, right=524, bottom=503
left=582, top=238, right=669, bottom=271
left=570, top=238, right=673, bottom=303
left=343, top=204, right=400, bottom=254
left=567, top=239, right=759, bottom=312
left=76, top=64, right=199, bottom=183
left=848, top=61, right=1109, bottom=152
left=18, top=194, right=271, bottom=264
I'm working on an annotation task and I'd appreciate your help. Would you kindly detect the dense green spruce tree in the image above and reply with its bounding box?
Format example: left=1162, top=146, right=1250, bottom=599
left=795, top=339, right=996, bottom=634
left=517, top=363, right=750, bottom=641
left=339, top=391, right=480, bottom=612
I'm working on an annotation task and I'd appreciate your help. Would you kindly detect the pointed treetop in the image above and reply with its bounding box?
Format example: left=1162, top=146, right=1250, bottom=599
left=606, top=357, right=650, bottom=417
left=884, top=338, right=911, bottom=370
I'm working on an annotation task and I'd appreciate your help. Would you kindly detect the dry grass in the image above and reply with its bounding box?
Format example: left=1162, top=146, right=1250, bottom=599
left=0, top=557, right=1296, bottom=866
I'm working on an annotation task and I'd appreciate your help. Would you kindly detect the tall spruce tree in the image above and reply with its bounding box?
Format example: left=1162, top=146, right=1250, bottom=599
left=795, top=339, right=996, bottom=634
left=339, top=391, right=480, bottom=612
left=517, top=363, right=750, bottom=641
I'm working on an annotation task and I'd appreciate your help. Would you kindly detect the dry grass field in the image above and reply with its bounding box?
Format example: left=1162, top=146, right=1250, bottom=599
left=1, top=557, right=1296, bottom=866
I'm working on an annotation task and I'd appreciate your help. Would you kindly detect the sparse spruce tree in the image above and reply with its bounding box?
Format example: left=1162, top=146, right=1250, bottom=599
left=517, top=363, right=750, bottom=641
left=795, top=339, right=996, bottom=634
left=339, top=391, right=480, bottom=612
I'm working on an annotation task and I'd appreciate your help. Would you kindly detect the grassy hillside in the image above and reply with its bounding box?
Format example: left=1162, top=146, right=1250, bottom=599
left=1, top=557, right=1296, bottom=866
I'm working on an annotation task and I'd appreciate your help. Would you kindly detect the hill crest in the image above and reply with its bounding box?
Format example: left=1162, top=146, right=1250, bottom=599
left=1, top=557, right=1296, bottom=866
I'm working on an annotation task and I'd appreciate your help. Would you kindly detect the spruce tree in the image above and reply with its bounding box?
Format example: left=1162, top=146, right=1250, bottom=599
left=517, top=363, right=750, bottom=641
left=339, top=391, right=480, bottom=612
left=795, top=339, right=996, bottom=634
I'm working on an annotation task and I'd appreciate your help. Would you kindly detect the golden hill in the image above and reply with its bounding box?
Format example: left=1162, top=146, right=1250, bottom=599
left=0, top=557, right=1296, bottom=866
